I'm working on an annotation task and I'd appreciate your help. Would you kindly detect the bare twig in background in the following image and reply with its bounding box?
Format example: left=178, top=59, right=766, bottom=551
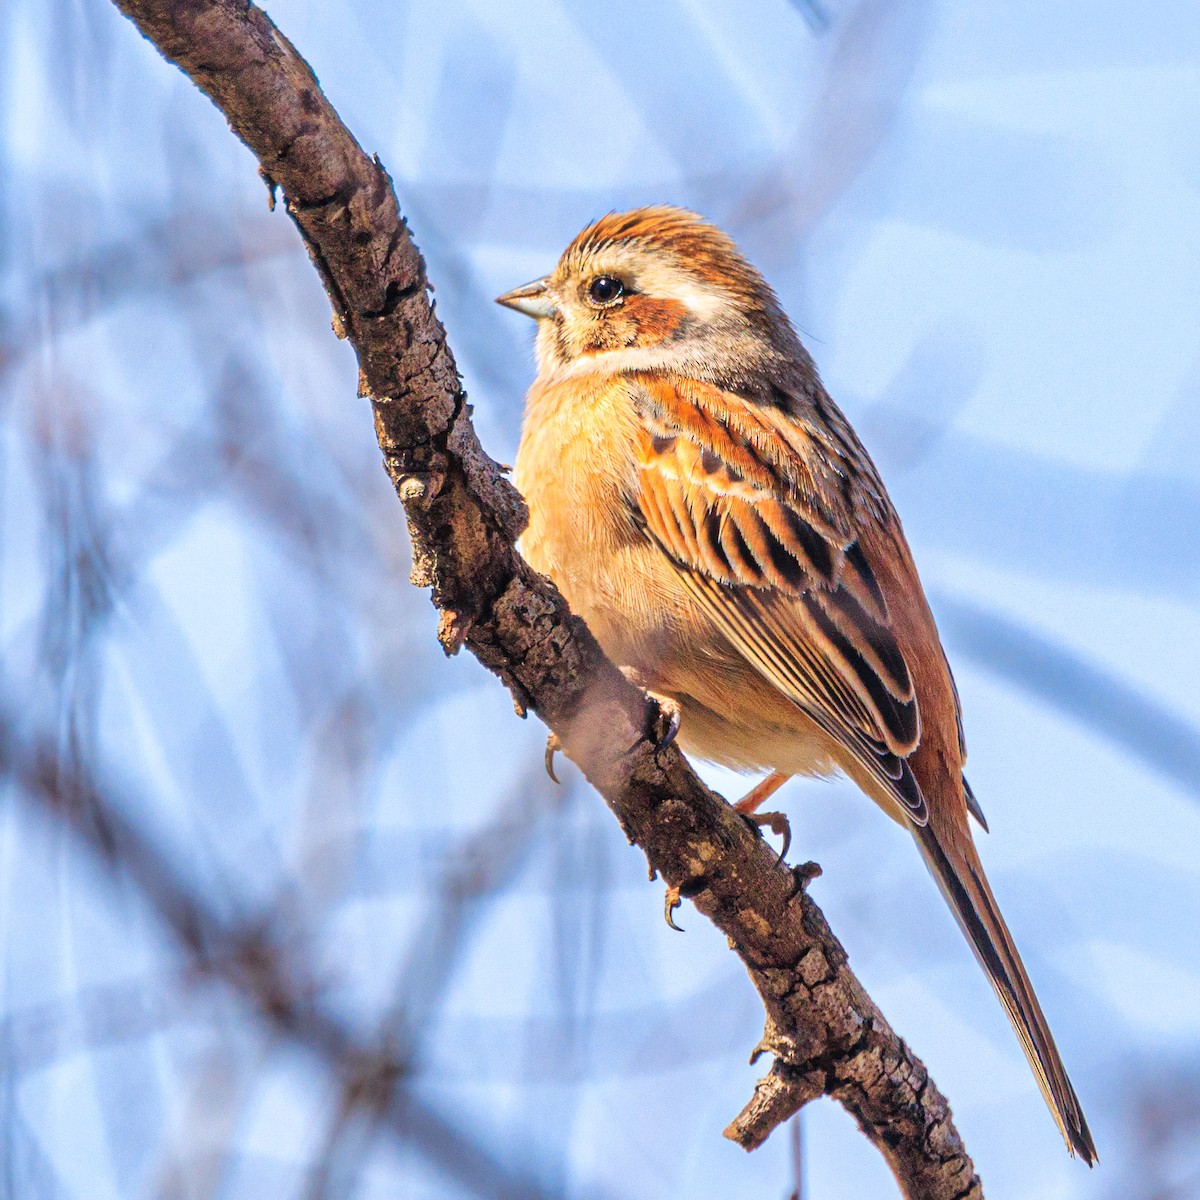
left=0, top=706, right=597, bottom=1200
left=790, top=1112, right=806, bottom=1200
left=304, top=762, right=569, bottom=1200
left=96, top=1, right=983, bottom=1196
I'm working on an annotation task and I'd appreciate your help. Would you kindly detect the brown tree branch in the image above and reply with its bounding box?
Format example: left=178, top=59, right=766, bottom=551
left=105, top=2, right=983, bottom=1195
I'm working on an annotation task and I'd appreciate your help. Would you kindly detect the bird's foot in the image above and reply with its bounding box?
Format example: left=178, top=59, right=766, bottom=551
left=734, top=770, right=789, bottom=815
left=740, top=809, right=792, bottom=862
left=646, top=692, right=681, bottom=750
left=661, top=875, right=709, bottom=932
left=618, top=667, right=681, bottom=753
left=734, top=772, right=792, bottom=861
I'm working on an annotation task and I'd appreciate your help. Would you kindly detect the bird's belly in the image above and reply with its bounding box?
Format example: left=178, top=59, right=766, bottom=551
left=523, top=515, right=840, bottom=781
left=667, top=694, right=836, bottom=777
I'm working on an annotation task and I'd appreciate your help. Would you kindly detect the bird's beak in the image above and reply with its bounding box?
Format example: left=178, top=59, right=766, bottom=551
left=495, top=276, right=558, bottom=320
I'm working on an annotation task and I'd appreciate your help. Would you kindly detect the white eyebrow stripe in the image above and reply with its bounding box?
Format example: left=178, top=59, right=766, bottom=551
left=624, top=256, right=729, bottom=320
left=665, top=276, right=727, bottom=319
left=578, top=245, right=732, bottom=321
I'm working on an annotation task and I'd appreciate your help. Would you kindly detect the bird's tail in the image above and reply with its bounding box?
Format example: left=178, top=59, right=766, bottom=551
left=914, top=819, right=1097, bottom=1164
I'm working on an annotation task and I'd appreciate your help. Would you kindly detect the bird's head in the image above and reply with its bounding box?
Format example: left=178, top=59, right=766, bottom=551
left=496, top=206, right=797, bottom=378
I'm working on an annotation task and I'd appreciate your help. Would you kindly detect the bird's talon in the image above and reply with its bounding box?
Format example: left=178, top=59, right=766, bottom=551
left=624, top=693, right=682, bottom=756
left=615, top=668, right=681, bottom=754
left=651, top=695, right=681, bottom=749
left=742, top=809, right=792, bottom=862
left=544, top=733, right=563, bottom=784
left=664, top=884, right=684, bottom=931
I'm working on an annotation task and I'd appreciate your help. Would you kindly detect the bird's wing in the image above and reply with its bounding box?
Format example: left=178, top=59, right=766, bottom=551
left=630, top=374, right=1097, bottom=1158
left=629, top=372, right=928, bottom=825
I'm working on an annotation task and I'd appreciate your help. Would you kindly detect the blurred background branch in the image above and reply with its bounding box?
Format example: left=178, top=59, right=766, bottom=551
left=0, top=698, right=587, bottom=1200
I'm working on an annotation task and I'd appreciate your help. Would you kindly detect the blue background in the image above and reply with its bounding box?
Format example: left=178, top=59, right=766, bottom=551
left=2, top=1, right=1199, bottom=1196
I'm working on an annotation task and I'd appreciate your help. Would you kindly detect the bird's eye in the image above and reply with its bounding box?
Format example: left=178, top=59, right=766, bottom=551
left=587, top=275, right=624, bottom=306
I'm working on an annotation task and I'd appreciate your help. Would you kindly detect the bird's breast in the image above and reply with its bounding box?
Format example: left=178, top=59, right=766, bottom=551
left=514, top=372, right=681, bottom=662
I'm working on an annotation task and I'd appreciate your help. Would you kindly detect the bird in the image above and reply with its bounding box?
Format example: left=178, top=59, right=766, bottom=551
left=496, top=205, right=1095, bottom=1163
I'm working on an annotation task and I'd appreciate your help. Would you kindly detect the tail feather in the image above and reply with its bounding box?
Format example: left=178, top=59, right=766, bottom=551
left=915, top=822, right=1097, bottom=1164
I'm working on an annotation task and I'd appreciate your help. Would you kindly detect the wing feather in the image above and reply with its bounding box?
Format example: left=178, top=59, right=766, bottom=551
left=631, top=373, right=927, bottom=824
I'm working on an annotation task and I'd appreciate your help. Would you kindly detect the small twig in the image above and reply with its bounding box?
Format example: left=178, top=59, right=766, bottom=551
left=791, top=1112, right=805, bottom=1200
left=307, top=764, right=567, bottom=1200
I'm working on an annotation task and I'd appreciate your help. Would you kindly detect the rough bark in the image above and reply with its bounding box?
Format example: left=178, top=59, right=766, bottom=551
left=107, top=2, right=982, bottom=1195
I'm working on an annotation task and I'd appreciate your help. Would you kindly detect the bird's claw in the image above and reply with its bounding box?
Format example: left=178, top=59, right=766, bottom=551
left=623, top=692, right=682, bottom=756
left=664, top=883, right=684, bottom=932
left=649, top=694, right=681, bottom=750
left=617, top=668, right=681, bottom=754
left=742, top=809, right=792, bottom=862
left=544, top=732, right=563, bottom=784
